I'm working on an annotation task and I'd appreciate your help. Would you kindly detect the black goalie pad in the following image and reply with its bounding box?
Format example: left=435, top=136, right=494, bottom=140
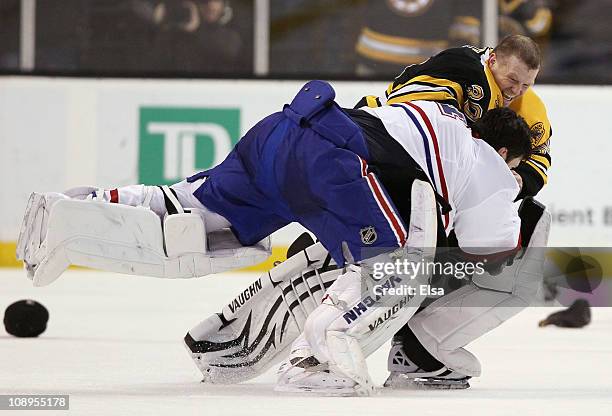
left=518, top=197, right=546, bottom=247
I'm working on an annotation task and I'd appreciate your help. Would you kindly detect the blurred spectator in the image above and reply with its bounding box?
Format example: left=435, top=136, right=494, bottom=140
left=497, top=0, right=552, bottom=42
left=0, top=0, right=20, bottom=70
left=354, top=0, right=553, bottom=78
left=540, top=0, right=612, bottom=83
left=31, top=0, right=250, bottom=75
left=5, top=0, right=611, bottom=82
left=270, top=0, right=363, bottom=76
left=70, top=0, right=151, bottom=72
left=147, top=0, right=249, bottom=74
left=35, top=0, right=152, bottom=72
left=355, top=0, right=481, bottom=77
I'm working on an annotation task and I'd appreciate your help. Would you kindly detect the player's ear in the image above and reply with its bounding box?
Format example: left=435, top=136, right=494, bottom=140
left=488, top=52, right=497, bottom=66
left=497, top=147, right=508, bottom=161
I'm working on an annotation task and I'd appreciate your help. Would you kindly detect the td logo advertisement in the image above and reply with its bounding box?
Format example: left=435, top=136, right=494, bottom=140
left=139, top=107, right=240, bottom=185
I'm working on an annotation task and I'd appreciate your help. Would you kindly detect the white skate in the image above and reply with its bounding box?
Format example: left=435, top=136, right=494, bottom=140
left=275, top=348, right=360, bottom=396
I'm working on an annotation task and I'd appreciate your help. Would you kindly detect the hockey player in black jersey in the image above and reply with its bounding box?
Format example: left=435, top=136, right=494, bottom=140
left=358, top=35, right=551, bottom=200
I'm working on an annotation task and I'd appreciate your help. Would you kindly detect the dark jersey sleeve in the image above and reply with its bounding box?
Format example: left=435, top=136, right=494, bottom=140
left=509, top=89, right=553, bottom=198
left=381, top=46, right=498, bottom=124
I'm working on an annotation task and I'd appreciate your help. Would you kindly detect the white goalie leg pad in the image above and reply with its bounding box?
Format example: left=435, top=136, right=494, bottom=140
left=274, top=267, right=377, bottom=396
left=283, top=179, right=438, bottom=395
left=16, top=186, right=160, bottom=280
left=275, top=338, right=359, bottom=396
left=184, top=241, right=341, bottom=384
left=407, top=209, right=552, bottom=377
left=326, top=330, right=376, bottom=396
left=20, top=197, right=270, bottom=286
left=16, top=192, right=71, bottom=278
left=297, top=256, right=434, bottom=395
left=355, top=179, right=438, bottom=358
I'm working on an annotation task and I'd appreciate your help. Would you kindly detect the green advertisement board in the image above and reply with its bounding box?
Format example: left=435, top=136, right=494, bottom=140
left=139, top=107, right=240, bottom=185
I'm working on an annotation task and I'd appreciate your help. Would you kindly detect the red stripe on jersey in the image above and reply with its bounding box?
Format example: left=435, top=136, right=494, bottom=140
left=110, top=189, right=119, bottom=203
left=360, top=157, right=367, bottom=177
left=359, top=157, right=407, bottom=247
left=405, top=102, right=450, bottom=229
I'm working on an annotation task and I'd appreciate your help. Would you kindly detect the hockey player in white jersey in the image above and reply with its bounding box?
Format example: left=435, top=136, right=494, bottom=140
left=179, top=92, right=548, bottom=395
left=15, top=81, right=548, bottom=396
left=270, top=101, right=549, bottom=395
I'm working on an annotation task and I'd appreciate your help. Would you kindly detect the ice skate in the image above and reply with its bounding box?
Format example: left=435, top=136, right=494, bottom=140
left=383, top=341, right=471, bottom=390
left=385, top=371, right=471, bottom=390
left=275, top=348, right=360, bottom=396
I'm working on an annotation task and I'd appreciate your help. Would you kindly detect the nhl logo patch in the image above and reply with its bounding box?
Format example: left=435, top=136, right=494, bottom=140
left=360, top=226, right=377, bottom=245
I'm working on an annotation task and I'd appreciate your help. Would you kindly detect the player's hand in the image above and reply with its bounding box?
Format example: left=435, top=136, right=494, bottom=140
left=512, top=170, right=523, bottom=190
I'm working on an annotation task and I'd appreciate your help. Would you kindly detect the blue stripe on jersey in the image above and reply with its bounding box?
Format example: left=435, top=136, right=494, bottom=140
left=390, top=104, right=438, bottom=193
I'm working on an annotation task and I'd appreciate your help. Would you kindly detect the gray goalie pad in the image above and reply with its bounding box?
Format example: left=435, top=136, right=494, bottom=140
left=407, top=205, right=552, bottom=377
left=184, top=238, right=341, bottom=384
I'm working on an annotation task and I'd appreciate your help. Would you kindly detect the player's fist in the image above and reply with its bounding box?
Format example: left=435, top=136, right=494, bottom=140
left=512, top=170, right=523, bottom=190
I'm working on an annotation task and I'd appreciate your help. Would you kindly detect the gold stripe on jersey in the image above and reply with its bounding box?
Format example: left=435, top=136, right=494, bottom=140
left=525, top=8, right=553, bottom=37
left=386, top=81, right=395, bottom=98
left=388, top=75, right=464, bottom=106
left=356, top=43, right=431, bottom=66
left=527, top=158, right=549, bottom=175
left=361, top=28, right=449, bottom=48
left=530, top=154, right=551, bottom=170
left=356, top=28, right=448, bottom=65
left=387, top=90, right=459, bottom=106
left=365, top=95, right=382, bottom=108
left=454, top=16, right=480, bottom=26
left=500, top=0, right=525, bottom=14
left=525, top=160, right=548, bottom=184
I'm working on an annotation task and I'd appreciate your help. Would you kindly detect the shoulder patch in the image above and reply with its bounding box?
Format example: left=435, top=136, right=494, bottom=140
left=530, top=121, right=545, bottom=142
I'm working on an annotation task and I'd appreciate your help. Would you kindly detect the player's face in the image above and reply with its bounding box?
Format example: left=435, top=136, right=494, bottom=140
left=489, top=53, right=539, bottom=106
left=498, top=147, right=523, bottom=169
left=506, top=156, right=522, bottom=169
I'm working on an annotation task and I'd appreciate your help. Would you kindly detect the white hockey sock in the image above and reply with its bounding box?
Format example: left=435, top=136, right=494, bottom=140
left=99, top=185, right=167, bottom=216
left=99, top=181, right=231, bottom=233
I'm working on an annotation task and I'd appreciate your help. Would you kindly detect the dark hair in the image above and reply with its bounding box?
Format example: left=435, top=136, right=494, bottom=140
left=493, top=35, right=541, bottom=70
left=472, top=107, right=533, bottom=161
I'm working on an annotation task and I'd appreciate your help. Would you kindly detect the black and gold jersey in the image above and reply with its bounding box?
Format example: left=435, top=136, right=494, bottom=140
left=385, top=46, right=503, bottom=122
left=355, top=0, right=481, bottom=67
left=509, top=87, right=551, bottom=197
left=499, top=0, right=553, bottom=40
left=356, top=45, right=552, bottom=198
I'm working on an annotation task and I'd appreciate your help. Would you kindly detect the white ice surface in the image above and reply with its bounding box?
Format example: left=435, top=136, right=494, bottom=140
left=1, top=269, right=611, bottom=416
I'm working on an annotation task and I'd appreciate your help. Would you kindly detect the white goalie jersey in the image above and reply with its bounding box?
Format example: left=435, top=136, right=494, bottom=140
left=361, top=100, right=521, bottom=254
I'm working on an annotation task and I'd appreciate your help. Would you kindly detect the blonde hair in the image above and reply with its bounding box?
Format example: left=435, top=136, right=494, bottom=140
left=493, top=35, right=541, bottom=70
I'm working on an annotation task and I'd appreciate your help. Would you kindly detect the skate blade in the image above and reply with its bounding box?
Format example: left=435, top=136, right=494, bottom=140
left=385, top=376, right=470, bottom=390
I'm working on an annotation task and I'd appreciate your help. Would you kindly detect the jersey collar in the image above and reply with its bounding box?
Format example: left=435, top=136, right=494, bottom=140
left=482, top=49, right=503, bottom=110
